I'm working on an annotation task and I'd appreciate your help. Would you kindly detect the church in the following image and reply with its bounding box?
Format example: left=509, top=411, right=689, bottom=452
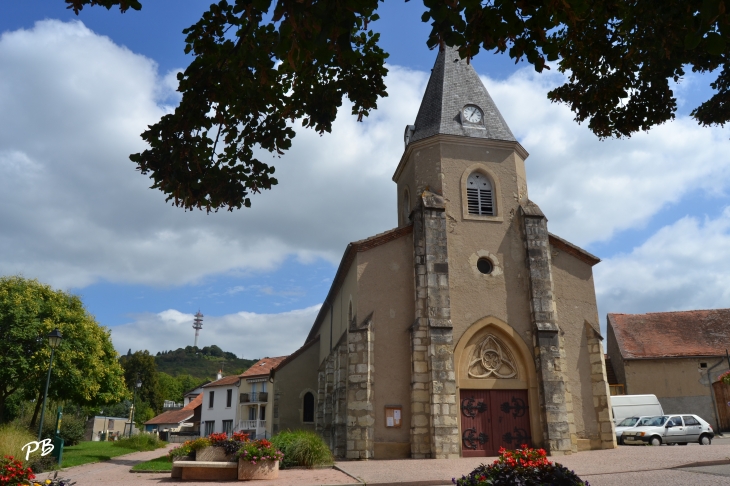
left=271, top=46, right=616, bottom=459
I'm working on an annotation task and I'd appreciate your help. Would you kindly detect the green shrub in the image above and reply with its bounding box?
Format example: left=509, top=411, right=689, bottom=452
left=41, top=414, right=86, bottom=446
left=113, top=433, right=167, bottom=451
left=26, top=453, right=57, bottom=473
left=0, top=424, right=36, bottom=464
left=271, top=430, right=333, bottom=468
left=168, top=437, right=211, bottom=460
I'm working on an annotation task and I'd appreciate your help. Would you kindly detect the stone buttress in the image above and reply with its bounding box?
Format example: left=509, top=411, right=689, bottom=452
left=521, top=201, right=577, bottom=455
left=409, top=191, right=460, bottom=459
left=346, top=313, right=375, bottom=459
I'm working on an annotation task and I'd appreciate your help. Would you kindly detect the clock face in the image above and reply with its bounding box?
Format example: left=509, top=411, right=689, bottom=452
left=463, top=105, right=483, bottom=124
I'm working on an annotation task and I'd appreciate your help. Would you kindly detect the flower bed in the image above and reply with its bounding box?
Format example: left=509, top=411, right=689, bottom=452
left=453, top=445, right=589, bottom=486
left=169, top=432, right=283, bottom=481
left=237, top=439, right=284, bottom=465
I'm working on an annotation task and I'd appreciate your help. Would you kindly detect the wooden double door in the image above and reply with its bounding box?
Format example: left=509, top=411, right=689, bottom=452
left=460, top=389, right=532, bottom=457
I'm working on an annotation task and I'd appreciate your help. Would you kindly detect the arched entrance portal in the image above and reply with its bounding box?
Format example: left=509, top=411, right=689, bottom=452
left=454, top=317, right=542, bottom=457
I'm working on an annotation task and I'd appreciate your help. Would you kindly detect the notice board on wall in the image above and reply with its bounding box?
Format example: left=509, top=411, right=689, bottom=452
left=385, top=406, right=402, bottom=428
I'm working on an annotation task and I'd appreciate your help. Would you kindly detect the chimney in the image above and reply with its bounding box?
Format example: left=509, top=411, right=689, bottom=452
left=217, top=369, right=222, bottom=380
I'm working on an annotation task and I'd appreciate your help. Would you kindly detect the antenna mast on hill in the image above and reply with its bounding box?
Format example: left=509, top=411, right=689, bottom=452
left=193, top=310, right=204, bottom=348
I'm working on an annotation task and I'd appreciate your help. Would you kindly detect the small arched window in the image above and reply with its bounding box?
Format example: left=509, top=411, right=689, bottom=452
left=466, top=172, right=494, bottom=216
left=348, top=301, right=353, bottom=325
left=303, top=392, right=315, bottom=423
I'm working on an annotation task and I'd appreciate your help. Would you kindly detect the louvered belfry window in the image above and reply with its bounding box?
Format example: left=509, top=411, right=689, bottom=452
left=467, top=172, right=494, bottom=215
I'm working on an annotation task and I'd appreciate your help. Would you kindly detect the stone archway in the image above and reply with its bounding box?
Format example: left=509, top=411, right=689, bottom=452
left=454, top=317, right=543, bottom=456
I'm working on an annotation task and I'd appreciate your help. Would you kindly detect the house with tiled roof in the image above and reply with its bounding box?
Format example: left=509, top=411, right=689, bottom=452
left=199, top=370, right=241, bottom=437
left=198, top=357, right=288, bottom=440
left=236, top=356, right=287, bottom=439
left=145, top=393, right=203, bottom=436
left=607, top=309, right=730, bottom=429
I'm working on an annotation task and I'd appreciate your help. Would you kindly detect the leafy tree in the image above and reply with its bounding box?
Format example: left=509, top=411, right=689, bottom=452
left=133, top=400, right=155, bottom=429
left=157, top=372, right=183, bottom=403
left=0, top=276, right=128, bottom=424
left=120, top=350, right=163, bottom=414
left=176, top=374, right=205, bottom=396
left=63, top=0, right=730, bottom=211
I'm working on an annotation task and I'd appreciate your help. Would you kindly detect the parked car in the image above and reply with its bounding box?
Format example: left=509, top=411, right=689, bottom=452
left=620, top=414, right=714, bottom=446
left=610, top=394, right=664, bottom=425
left=615, top=416, right=658, bottom=445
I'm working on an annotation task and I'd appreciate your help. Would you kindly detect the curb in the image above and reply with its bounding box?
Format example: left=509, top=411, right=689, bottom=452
left=333, top=464, right=365, bottom=484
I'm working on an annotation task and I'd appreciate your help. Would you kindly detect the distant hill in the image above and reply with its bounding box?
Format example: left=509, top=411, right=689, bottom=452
left=154, top=345, right=258, bottom=381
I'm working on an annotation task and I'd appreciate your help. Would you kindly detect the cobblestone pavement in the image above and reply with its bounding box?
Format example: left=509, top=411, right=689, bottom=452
left=337, top=440, right=730, bottom=485
left=33, top=440, right=730, bottom=485
left=33, top=444, right=356, bottom=486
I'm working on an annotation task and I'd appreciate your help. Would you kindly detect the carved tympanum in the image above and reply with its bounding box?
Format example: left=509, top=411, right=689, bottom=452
left=468, top=334, right=518, bottom=379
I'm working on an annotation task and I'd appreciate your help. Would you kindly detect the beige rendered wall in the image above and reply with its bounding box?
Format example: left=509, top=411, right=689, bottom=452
left=355, top=233, right=414, bottom=459
left=274, top=342, right=320, bottom=434
left=623, top=358, right=727, bottom=424
left=436, top=140, right=533, bottom=350
left=318, top=262, right=359, bottom=365
left=550, top=248, right=601, bottom=441
left=397, top=141, right=445, bottom=226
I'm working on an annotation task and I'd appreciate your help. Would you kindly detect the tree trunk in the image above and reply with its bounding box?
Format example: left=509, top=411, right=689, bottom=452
left=0, top=392, right=6, bottom=424
left=29, top=389, right=43, bottom=429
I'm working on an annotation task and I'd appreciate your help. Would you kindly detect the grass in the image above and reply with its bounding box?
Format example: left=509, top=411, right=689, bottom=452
left=62, top=435, right=167, bottom=468
left=271, top=430, right=333, bottom=468
left=0, top=424, right=36, bottom=463
left=62, top=441, right=141, bottom=468
left=130, top=455, right=173, bottom=472
left=113, top=433, right=167, bottom=451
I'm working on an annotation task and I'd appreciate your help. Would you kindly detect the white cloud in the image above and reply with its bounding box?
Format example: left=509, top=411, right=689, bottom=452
left=0, top=19, right=427, bottom=289
left=111, top=305, right=321, bottom=357
left=594, top=208, right=730, bottom=332
left=484, top=69, right=730, bottom=247
left=3, top=19, right=730, bottom=331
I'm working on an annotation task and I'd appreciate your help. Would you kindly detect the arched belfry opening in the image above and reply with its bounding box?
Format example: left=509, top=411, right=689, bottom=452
left=454, top=318, right=542, bottom=457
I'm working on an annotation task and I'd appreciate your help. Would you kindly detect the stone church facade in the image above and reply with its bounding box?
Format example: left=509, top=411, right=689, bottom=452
left=272, top=46, right=616, bottom=459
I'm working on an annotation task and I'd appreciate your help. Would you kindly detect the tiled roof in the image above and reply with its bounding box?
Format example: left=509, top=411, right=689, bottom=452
left=410, top=46, right=516, bottom=144
left=145, top=394, right=201, bottom=425
left=608, top=309, right=730, bottom=359
left=202, top=375, right=240, bottom=388
left=183, top=393, right=203, bottom=410
left=241, top=356, right=289, bottom=379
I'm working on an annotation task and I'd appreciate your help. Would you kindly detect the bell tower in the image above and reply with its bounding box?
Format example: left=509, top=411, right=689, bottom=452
left=394, top=46, right=577, bottom=457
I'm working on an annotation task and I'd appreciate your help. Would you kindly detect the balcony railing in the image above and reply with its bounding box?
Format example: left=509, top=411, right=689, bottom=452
left=238, top=420, right=266, bottom=430
left=239, top=392, right=268, bottom=403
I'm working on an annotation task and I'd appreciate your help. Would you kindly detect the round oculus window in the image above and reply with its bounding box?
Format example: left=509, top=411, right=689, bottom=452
left=476, top=258, right=493, bottom=274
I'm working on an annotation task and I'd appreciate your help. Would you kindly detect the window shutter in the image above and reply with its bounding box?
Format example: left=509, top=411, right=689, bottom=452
left=466, top=172, right=494, bottom=216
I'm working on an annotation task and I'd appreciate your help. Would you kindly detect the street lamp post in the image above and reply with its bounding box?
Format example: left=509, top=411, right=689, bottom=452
left=38, top=328, right=62, bottom=441
left=129, top=376, right=142, bottom=437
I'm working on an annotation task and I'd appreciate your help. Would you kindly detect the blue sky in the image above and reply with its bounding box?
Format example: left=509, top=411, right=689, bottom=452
left=1, top=1, right=729, bottom=358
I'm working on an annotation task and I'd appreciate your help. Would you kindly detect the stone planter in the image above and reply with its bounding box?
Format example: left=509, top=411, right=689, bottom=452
left=237, top=459, right=279, bottom=480
left=171, top=456, right=193, bottom=478
left=196, top=446, right=235, bottom=462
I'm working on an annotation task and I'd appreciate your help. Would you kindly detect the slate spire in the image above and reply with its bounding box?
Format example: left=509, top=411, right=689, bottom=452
left=407, top=46, right=516, bottom=145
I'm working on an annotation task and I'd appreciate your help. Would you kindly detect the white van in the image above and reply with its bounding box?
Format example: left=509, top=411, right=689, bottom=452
left=610, top=394, right=664, bottom=425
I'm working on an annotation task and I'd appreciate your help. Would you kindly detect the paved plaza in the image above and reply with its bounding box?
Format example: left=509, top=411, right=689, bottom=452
left=34, top=439, right=730, bottom=485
